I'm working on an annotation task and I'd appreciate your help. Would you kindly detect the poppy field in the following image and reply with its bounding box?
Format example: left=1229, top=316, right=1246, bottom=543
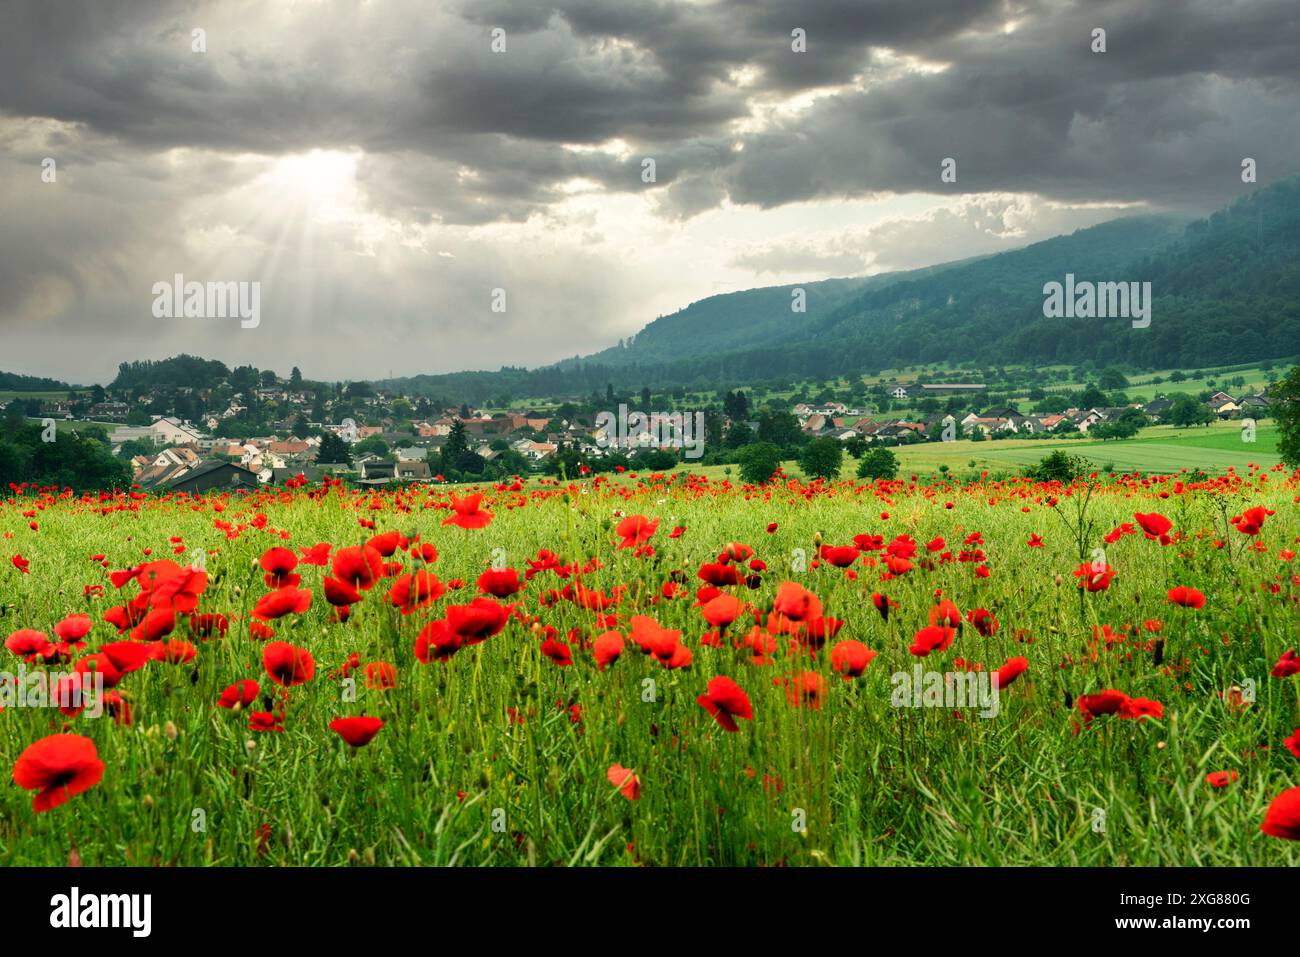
left=3, top=468, right=1300, bottom=867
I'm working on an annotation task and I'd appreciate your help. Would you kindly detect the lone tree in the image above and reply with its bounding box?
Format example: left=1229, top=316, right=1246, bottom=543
left=798, top=437, right=843, bottom=481
left=856, top=447, right=898, bottom=481
left=737, top=442, right=783, bottom=484
left=1167, top=394, right=1214, bottom=428
left=1274, top=365, right=1300, bottom=467
left=317, top=431, right=352, bottom=465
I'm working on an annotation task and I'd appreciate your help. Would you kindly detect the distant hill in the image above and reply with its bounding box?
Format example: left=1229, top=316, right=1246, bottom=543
left=389, top=176, right=1295, bottom=401
left=0, top=370, right=69, bottom=391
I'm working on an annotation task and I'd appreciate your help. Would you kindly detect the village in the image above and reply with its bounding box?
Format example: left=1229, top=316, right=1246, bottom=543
left=21, top=371, right=1276, bottom=492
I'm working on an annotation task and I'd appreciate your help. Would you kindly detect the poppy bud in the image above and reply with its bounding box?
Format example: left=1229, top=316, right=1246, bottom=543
left=69, top=846, right=81, bottom=867
left=164, top=721, right=178, bottom=740
left=142, top=794, right=154, bottom=809
left=348, top=848, right=359, bottom=864
left=363, top=847, right=376, bottom=866
left=1054, top=574, right=1063, bottom=586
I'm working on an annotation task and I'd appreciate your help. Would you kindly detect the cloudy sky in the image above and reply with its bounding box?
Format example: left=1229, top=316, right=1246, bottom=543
left=2, top=0, right=1297, bottom=384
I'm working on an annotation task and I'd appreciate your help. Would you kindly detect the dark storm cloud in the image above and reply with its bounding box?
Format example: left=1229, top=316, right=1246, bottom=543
left=2, top=0, right=1296, bottom=217
left=2, top=0, right=1299, bottom=381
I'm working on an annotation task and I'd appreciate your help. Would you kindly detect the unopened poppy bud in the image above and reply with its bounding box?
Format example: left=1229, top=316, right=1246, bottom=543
left=1054, top=573, right=1063, bottom=586
left=1157, top=740, right=1167, bottom=750
left=164, top=720, right=178, bottom=740
left=813, top=532, right=823, bottom=546
left=69, top=846, right=81, bottom=867
left=142, top=794, right=154, bottom=809
left=245, top=739, right=257, bottom=751
left=348, top=848, right=360, bottom=864
left=363, top=847, right=376, bottom=866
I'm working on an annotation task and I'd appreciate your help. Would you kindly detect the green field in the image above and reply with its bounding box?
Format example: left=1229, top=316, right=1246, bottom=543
left=689, top=421, right=1281, bottom=484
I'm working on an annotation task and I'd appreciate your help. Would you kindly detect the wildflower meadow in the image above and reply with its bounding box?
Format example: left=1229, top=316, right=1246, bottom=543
left=3, top=466, right=1299, bottom=866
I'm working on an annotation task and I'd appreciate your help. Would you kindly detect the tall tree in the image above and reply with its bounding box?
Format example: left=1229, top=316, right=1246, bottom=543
left=1273, top=365, right=1300, bottom=466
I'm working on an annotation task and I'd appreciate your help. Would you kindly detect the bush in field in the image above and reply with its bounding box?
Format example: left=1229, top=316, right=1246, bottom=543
left=1025, top=449, right=1090, bottom=482
left=856, top=447, right=898, bottom=480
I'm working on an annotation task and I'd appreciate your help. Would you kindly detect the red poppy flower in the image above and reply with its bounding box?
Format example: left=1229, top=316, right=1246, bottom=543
left=1233, top=505, right=1273, bottom=536
left=387, top=571, right=445, bottom=615
left=150, top=639, right=198, bottom=664
left=967, top=607, right=999, bottom=637
left=259, top=547, right=300, bottom=588
left=323, top=576, right=362, bottom=607
left=331, top=545, right=384, bottom=590
left=818, top=545, right=859, bottom=568
left=772, top=580, right=822, bottom=626
left=616, top=515, right=658, bottom=549
left=415, top=619, right=461, bottom=663
left=249, top=711, right=284, bottom=733
left=363, top=661, right=397, bottom=689
left=909, top=625, right=956, bottom=657
left=1166, top=586, right=1205, bottom=609
left=442, top=493, right=494, bottom=530
left=929, top=600, right=962, bottom=630
left=252, top=586, right=313, bottom=621
left=329, top=715, right=384, bottom=747
left=994, top=656, right=1029, bottom=689
left=1260, top=787, right=1300, bottom=840
left=6, top=628, right=52, bottom=660
left=830, top=639, right=876, bottom=678
left=696, top=675, right=753, bottom=731
left=1205, top=771, right=1238, bottom=788
left=262, top=641, right=315, bottom=686
left=700, top=593, right=744, bottom=628
left=1073, top=562, right=1116, bottom=592
left=189, top=613, right=229, bottom=638
left=541, top=638, right=572, bottom=666
left=593, top=630, right=625, bottom=671
left=367, top=531, right=406, bottom=557
left=446, top=598, right=510, bottom=645
left=1284, top=728, right=1300, bottom=760
left=131, top=608, right=177, bottom=642
left=13, top=733, right=106, bottom=813
left=697, top=562, right=743, bottom=586
left=99, top=640, right=152, bottom=675
left=1079, top=689, right=1129, bottom=719
left=477, top=568, right=523, bottom=598
left=871, top=592, right=891, bottom=622
left=218, top=679, right=260, bottom=709
left=299, top=543, right=333, bottom=565
left=1134, top=512, right=1173, bottom=541
left=1273, top=650, right=1300, bottom=679
left=640, top=621, right=691, bottom=669
left=607, top=763, right=641, bottom=800
left=780, top=671, right=826, bottom=710
left=11, top=554, right=30, bottom=574
left=53, top=615, right=93, bottom=643
left=143, top=562, right=208, bottom=613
